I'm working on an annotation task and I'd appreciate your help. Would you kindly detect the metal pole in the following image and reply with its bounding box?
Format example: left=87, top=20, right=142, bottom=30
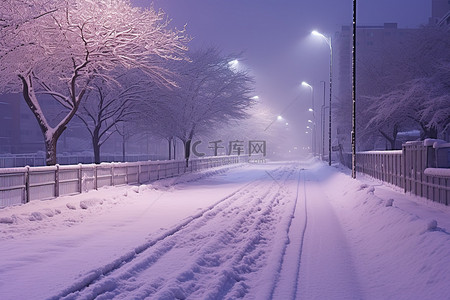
left=312, top=87, right=315, bottom=157
left=352, top=0, right=357, bottom=178
left=328, top=38, right=333, bottom=166
left=321, top=81, right=325, bottom=160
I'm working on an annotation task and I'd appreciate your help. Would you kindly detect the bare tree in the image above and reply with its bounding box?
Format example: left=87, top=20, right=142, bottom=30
left=76, top=69, right=152, bottom=163
left=140, top=48, right=255, bottom=166
left=0, top=0, right=188, bottom=165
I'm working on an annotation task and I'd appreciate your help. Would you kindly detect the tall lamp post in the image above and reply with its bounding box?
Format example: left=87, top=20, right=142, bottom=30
left=351, top=0, right=357, bottom=178
left=302, top=81, right=315, bottom=156
left=320, top=80, right=326, bottom=160
left=311, top=30, right=333, bottom=166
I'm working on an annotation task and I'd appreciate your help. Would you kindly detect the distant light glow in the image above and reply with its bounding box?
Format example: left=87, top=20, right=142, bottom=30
left=285, top=122, right=289, bottom=126
left=228, top=59, right=239, bottom=66
left=302, top=81, right=312, bottom=88
left=277, top=115, right=283, bottom=120
left=308, top=120, right=313, bottom=123
left=311, top=30, right=323, bottom=37
left=250, top=95, right=259, bottom=100
left=308, top=108, right=313, bottom=112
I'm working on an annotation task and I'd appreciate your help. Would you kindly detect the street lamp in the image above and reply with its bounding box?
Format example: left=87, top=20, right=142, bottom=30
left=264, top=115, right=284, bottom=131
left=312, top=30, right=333, bottom=166
left=228, top=59, right=239, bottom=71
left=302, top=81, right=316, bottom=156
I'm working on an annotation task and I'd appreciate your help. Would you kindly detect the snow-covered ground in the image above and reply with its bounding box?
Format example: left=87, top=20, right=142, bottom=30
left=1, top=160, right=450, bottom=300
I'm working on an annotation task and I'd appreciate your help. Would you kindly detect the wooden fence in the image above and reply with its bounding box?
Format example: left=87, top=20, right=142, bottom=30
left=0, top=156, right=242, bottom=208
left=347, top=140, right=450, bottom=205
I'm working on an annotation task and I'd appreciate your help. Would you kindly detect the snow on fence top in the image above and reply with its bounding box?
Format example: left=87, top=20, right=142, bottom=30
left=424, top=168, right=450, bottom=178
left=0, top=156, right=242, bottom=208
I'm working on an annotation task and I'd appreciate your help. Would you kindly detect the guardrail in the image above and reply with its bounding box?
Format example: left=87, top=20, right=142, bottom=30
left=342, top=140, right=450, bottom=205
left=0, top=154, right=166, bottom=168
left=0, top=156, right=242, bottom=208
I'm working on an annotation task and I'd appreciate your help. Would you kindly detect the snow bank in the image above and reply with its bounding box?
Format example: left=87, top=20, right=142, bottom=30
left=323, top=166, right=450, bottom=300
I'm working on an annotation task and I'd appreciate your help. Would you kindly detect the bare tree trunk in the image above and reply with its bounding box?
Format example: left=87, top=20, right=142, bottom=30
left=122, top=135, right=126, bottom=162
left=92, top=127, right=102, bottom=164
left=420, top=124, right=438, bottom=139
left=184, top=139, right=191, bottom=167
left=44, top=137, right=58, bottom=166
left=19, top=73, right=83, bottom=166
left=168, top=137, right=172, bottom=160
left=93, top=138, right=101, bottom=164
left=173, top=138, right=176, bottom=160
left=184, top=130, right=195, bottom=167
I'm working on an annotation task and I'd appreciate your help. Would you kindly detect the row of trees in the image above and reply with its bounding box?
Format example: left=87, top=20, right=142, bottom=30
left=335, top=25, right=450, bottom=150
left=0, top=1, right=256, bottom=165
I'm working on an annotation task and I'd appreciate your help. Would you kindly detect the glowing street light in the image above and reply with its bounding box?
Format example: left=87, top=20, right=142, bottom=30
left=311, top=29, right=333, bottom=166
left=302, top=81, right=316, bottom=156
left=302, top=81, right=314, bottom=114
left=301, top=81, right=312, bottom=88
left=228, top=59, right=239, bottom=71
left=264, top=115, right=285, bottom=131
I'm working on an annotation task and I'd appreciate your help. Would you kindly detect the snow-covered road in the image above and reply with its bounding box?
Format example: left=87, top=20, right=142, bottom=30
left=1, top=160, right=450, bottom=299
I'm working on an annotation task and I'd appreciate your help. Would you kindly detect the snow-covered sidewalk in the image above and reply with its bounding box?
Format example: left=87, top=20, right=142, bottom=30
left=1, top=161, right=449, bottom=299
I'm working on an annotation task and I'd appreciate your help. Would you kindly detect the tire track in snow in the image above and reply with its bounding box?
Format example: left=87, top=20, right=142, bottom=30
left=51, top=165, right=290, bottom=300
left=292, top=169, right=308, bottom=299
left=167, top=166, right=298, bottom=300
left=295, top=166, right=362, bottom=299
left=255, top=166, right=308, bottom=300
left=91, top=165, right=295, bottom=299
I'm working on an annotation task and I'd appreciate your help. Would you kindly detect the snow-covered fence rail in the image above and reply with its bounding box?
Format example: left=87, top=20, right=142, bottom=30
left=0, top=154, right=166, bottom=168
left=353, top=140, right=450, bottom=205
left=0, top=156, right=241, bottom=208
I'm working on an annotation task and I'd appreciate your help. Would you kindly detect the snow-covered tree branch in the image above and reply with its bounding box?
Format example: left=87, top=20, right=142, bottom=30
left=0, top=0, right=188, bottom=165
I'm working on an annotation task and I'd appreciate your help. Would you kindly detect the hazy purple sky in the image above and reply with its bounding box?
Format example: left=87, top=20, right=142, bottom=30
left=131, top=0, right=431, bottom=143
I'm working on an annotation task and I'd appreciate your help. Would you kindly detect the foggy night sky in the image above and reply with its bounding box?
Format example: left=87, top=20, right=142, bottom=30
left=132, top=0, right=431, bottom=144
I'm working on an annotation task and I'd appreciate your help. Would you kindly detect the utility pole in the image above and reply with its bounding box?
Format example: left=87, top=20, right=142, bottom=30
left=352, top=0, right=357, bottom=178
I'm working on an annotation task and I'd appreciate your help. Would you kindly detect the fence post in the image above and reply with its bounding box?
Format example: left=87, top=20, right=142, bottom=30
left=138, top=163, right=141, bottom=185
left=55, top=164, right=60, bottom=198
left=25, top=166, right=30, bottom=204
left=94, top=165, right=98, bottom=190
left=111, top=163, right=115, bottom=186
left=403, top=144, right=408, bottom=193
left=78, top=164, right=82, bottom=193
